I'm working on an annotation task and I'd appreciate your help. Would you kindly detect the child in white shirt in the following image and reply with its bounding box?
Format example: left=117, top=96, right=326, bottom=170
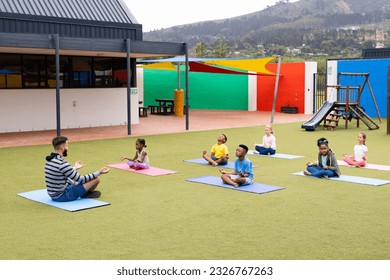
left=253, top=124, right=276, bottom=155
left=343, top=132, right=368, bottom=167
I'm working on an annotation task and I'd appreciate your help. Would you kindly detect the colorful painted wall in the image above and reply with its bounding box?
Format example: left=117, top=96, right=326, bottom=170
left=140, top=61, right=313, bottom=113
left=257, top=62, right=306, bottom=113
left=143, top=69, right=249, bottom=110
left=333, top=58, right=390, bottom=118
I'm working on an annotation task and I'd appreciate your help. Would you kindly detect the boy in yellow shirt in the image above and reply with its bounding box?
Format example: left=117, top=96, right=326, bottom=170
left=202, top=134, right=229, bottom=166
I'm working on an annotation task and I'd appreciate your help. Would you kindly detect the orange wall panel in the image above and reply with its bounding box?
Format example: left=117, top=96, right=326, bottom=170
left=257, top=62, right=305, bottom=113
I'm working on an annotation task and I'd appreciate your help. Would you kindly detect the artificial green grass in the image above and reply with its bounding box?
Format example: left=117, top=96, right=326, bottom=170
left=1, top=121, right=390, bottom=260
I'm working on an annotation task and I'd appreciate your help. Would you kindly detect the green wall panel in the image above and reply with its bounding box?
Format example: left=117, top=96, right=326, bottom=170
left=144, top=69, right=248, bottom=110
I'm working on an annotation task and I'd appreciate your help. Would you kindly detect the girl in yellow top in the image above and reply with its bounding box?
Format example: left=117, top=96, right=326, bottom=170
left=202, top=134, right=229, bottom=166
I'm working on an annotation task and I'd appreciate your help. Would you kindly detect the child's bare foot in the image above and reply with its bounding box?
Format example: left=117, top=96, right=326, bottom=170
left=233, top=183, right=239, bottom=188
left=323, top=175, right=329, bottom=179
left=212, top=162, right=218, bottom=166
left=253, top=150, right=259, bottom=154
left=303, top=170, right=311, bottom=176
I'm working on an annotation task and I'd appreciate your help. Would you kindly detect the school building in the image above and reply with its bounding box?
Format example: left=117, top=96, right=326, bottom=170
left=0, top=0, right=187, bottom=133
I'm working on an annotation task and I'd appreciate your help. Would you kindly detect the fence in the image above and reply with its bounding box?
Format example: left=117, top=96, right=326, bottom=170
left=313, top=73, right=326, bottom=113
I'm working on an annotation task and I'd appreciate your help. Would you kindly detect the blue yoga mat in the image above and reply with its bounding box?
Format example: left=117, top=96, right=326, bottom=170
left=184, top=158, right=235, bottom=168
left=248, top=150, right=304, bottom=159
left=18, top=189, right=110, bottom=212
left=186, top=175, right=284, bottom=194
left=184, top=158, right=257, bottom=169
left=292, top=172, right=390, bottom=186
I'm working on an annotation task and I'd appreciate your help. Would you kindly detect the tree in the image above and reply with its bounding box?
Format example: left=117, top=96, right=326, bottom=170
left=320, top=40, right=335, bottom=53
left=384, top=37, right=390, bottom=48
left=213, top=39, right=228, bottom=58
left=195, top=42, right=207, bottom=58
left=361, top=40, right=376, bottom=49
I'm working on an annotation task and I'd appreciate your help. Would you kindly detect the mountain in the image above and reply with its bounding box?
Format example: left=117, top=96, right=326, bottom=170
left=143, top=0, right=390, bottom=57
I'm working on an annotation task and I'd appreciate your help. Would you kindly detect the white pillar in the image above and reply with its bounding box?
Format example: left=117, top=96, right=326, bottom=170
left=304, top=61, right=317, bottom=114
left=248, top=71, right=257, bottom=111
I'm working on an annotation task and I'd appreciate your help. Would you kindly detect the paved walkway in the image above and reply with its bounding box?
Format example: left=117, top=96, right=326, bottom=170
left=0, top=110, right=310, bottom=148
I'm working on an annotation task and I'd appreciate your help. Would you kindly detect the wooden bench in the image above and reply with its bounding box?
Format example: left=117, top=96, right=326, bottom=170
left=160, top=105, right=174, bottom=115
left=149, top=105, right=161, bottom=114
left=138, top=107, right=148, bottom=117
left=149, top=104, right=174, bottom=115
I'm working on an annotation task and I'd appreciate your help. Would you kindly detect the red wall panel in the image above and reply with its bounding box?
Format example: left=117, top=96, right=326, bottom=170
left=257, top=62, right=305, bottom=113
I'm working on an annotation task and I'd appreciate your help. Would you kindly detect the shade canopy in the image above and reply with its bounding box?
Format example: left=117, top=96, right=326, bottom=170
left=138, top=56, right=277, bottom=76
left=204, top=57, right=276, bottom=75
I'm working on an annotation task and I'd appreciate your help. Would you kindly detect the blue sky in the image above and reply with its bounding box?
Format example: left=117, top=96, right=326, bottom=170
left=124, top=0, right=299, bottom=32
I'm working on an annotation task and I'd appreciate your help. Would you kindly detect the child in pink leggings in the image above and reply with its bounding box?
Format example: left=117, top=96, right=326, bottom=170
left=121, top=138, right=149, bottom=170
left=343, top=132, right=368, bottom=167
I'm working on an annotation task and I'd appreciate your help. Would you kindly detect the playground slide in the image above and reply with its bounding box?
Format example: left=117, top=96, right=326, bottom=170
left=301, top=101, right=336, bottom=131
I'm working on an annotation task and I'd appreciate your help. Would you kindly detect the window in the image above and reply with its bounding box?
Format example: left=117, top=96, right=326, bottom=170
left=72, top=57, right=93, bottom=87
left=0, top=54, right=22, bottom=89
left=94, top=57, right=113, bottom=87
left=46, top=56, right=57, bottom=88
left=22, top=55, right=46, bottom=88
left=60, top=56, right=72, bottom=88
left=113, top=58, right=128, bottom=87
left=0, top=54, right=129, bottom=89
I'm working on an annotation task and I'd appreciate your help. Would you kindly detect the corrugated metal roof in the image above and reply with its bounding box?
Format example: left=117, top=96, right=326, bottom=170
left=0, top=0, right=138, bottom=24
